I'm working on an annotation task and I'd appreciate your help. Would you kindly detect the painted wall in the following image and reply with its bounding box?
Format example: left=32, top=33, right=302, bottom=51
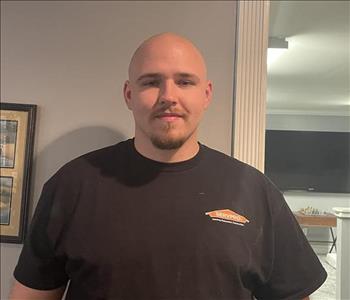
left=266, top=114, right=350, bottom=132
left=0, top=1, right=237, bottom=298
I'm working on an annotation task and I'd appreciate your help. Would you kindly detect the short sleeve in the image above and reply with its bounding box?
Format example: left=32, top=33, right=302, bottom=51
left=253, top=186, right=327, bottom=300
left=14, top=179, right=70, bottom=290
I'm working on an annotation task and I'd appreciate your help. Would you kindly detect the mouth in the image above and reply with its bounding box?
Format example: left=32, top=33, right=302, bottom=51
left=155, top=112, right=183, bottom=122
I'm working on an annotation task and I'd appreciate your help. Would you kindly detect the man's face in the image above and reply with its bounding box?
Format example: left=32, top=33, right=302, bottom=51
left=124, top=35, right=212, bottom=150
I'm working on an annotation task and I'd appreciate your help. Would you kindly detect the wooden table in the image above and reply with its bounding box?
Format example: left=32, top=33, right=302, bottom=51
left=293, top=212, right=337, bottom=253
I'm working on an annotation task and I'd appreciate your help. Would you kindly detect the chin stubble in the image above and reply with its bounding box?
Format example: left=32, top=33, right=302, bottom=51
left=149, top=122, right=183, bottom=149
left=150, top=135, right=187, bottom=150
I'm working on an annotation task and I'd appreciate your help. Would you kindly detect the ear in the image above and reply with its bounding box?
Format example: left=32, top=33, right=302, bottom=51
left=204, top=80, right=213, bottom=109
left=123, top=80, right=132, bottom=110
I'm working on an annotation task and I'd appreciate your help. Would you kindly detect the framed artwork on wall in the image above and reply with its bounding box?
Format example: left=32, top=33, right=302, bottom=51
left=0, top=102, right=37, bottom=243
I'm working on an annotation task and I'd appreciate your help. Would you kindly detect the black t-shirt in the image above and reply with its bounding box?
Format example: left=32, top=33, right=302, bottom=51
left=14, top=139, right=327, bottom=300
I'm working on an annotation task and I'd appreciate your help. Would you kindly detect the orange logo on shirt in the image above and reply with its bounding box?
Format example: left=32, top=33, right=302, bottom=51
left=205, top=209, right=250, bottom=226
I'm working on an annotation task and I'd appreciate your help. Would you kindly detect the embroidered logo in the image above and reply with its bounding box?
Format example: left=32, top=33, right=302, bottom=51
left=205, top=209, right=250, bottom=226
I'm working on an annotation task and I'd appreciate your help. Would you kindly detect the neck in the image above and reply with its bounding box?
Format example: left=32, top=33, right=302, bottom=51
left=133, top=134, right=200, bottom=163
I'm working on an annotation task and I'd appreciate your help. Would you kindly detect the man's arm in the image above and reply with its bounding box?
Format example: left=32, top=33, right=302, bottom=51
left=9, top=280, right=66, bottom=300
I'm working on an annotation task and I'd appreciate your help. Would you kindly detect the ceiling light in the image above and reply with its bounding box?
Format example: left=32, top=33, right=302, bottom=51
left=267, top=37, right=288, bottom=67
left=268, top=37, right=288, bottom=49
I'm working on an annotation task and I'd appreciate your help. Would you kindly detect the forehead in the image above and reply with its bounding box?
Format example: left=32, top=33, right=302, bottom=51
left=129, top=38, right=207, bottom=80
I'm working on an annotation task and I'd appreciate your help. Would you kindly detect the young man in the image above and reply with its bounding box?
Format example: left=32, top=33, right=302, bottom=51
left=10, top=33, right=326, bottom=300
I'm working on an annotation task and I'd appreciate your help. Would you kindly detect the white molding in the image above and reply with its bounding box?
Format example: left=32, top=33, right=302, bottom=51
left=233, top=0, right=270, bottom=172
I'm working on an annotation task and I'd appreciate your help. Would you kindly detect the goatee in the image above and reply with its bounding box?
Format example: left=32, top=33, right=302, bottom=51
left=149, top=112, right=192, bottom=150
left=150, top=135, right=186, bottom=150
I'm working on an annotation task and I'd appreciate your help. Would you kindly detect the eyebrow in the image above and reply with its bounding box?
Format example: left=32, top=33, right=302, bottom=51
left=136, top=72, right=200, bottom=83
left=177, top=73, right=200, bottom=82
left=136, top=73, right=161, bottom=83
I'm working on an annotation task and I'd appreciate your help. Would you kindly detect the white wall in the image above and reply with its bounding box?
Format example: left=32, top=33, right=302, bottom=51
left=0, top=1, right=237, bottom=298
left=267, top=113, right=350, bottom=132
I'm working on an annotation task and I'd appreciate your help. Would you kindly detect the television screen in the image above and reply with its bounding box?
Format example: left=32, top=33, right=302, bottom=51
left=265, top=130, right=350, bottom=193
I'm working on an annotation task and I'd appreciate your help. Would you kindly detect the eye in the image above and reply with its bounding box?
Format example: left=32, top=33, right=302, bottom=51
left=141, top=80, right=160, bottom=87
left=177, top=79, right=195, bottom=87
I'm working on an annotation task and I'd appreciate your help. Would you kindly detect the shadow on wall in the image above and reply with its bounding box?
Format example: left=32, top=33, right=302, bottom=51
left=29, top=126, right=127, bottom=219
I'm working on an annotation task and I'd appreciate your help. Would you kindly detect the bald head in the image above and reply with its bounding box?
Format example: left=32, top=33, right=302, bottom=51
left=128, top=32, right=208, bottom=82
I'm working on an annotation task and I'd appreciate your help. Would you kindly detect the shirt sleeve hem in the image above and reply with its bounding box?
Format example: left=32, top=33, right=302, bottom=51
left=14, top=270, right=68, bottom=291
left=255, top=268, right=328, bottom=300
left=281, top=270, right=327, bottom=300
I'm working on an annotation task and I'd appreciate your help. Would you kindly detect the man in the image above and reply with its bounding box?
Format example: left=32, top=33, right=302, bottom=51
left=10, top=33, right=326, bottom=299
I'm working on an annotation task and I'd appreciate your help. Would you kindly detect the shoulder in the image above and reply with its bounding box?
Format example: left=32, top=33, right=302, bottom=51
left=201, top=144, right=268, bottom=183
left=200, top=144, right=284, bottom=210
left=46, top=139, right=132, bottom=187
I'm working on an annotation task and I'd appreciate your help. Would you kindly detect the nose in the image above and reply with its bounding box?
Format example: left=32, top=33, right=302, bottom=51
left=159, top=80, right=178, bottom=106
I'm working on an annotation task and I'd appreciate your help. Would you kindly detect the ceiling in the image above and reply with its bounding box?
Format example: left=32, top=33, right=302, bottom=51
left=268, top=0, right=349, bottom=116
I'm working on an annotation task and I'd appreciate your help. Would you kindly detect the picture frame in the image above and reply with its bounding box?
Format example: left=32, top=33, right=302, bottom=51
left=0, top=102, right=37, bottom=243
